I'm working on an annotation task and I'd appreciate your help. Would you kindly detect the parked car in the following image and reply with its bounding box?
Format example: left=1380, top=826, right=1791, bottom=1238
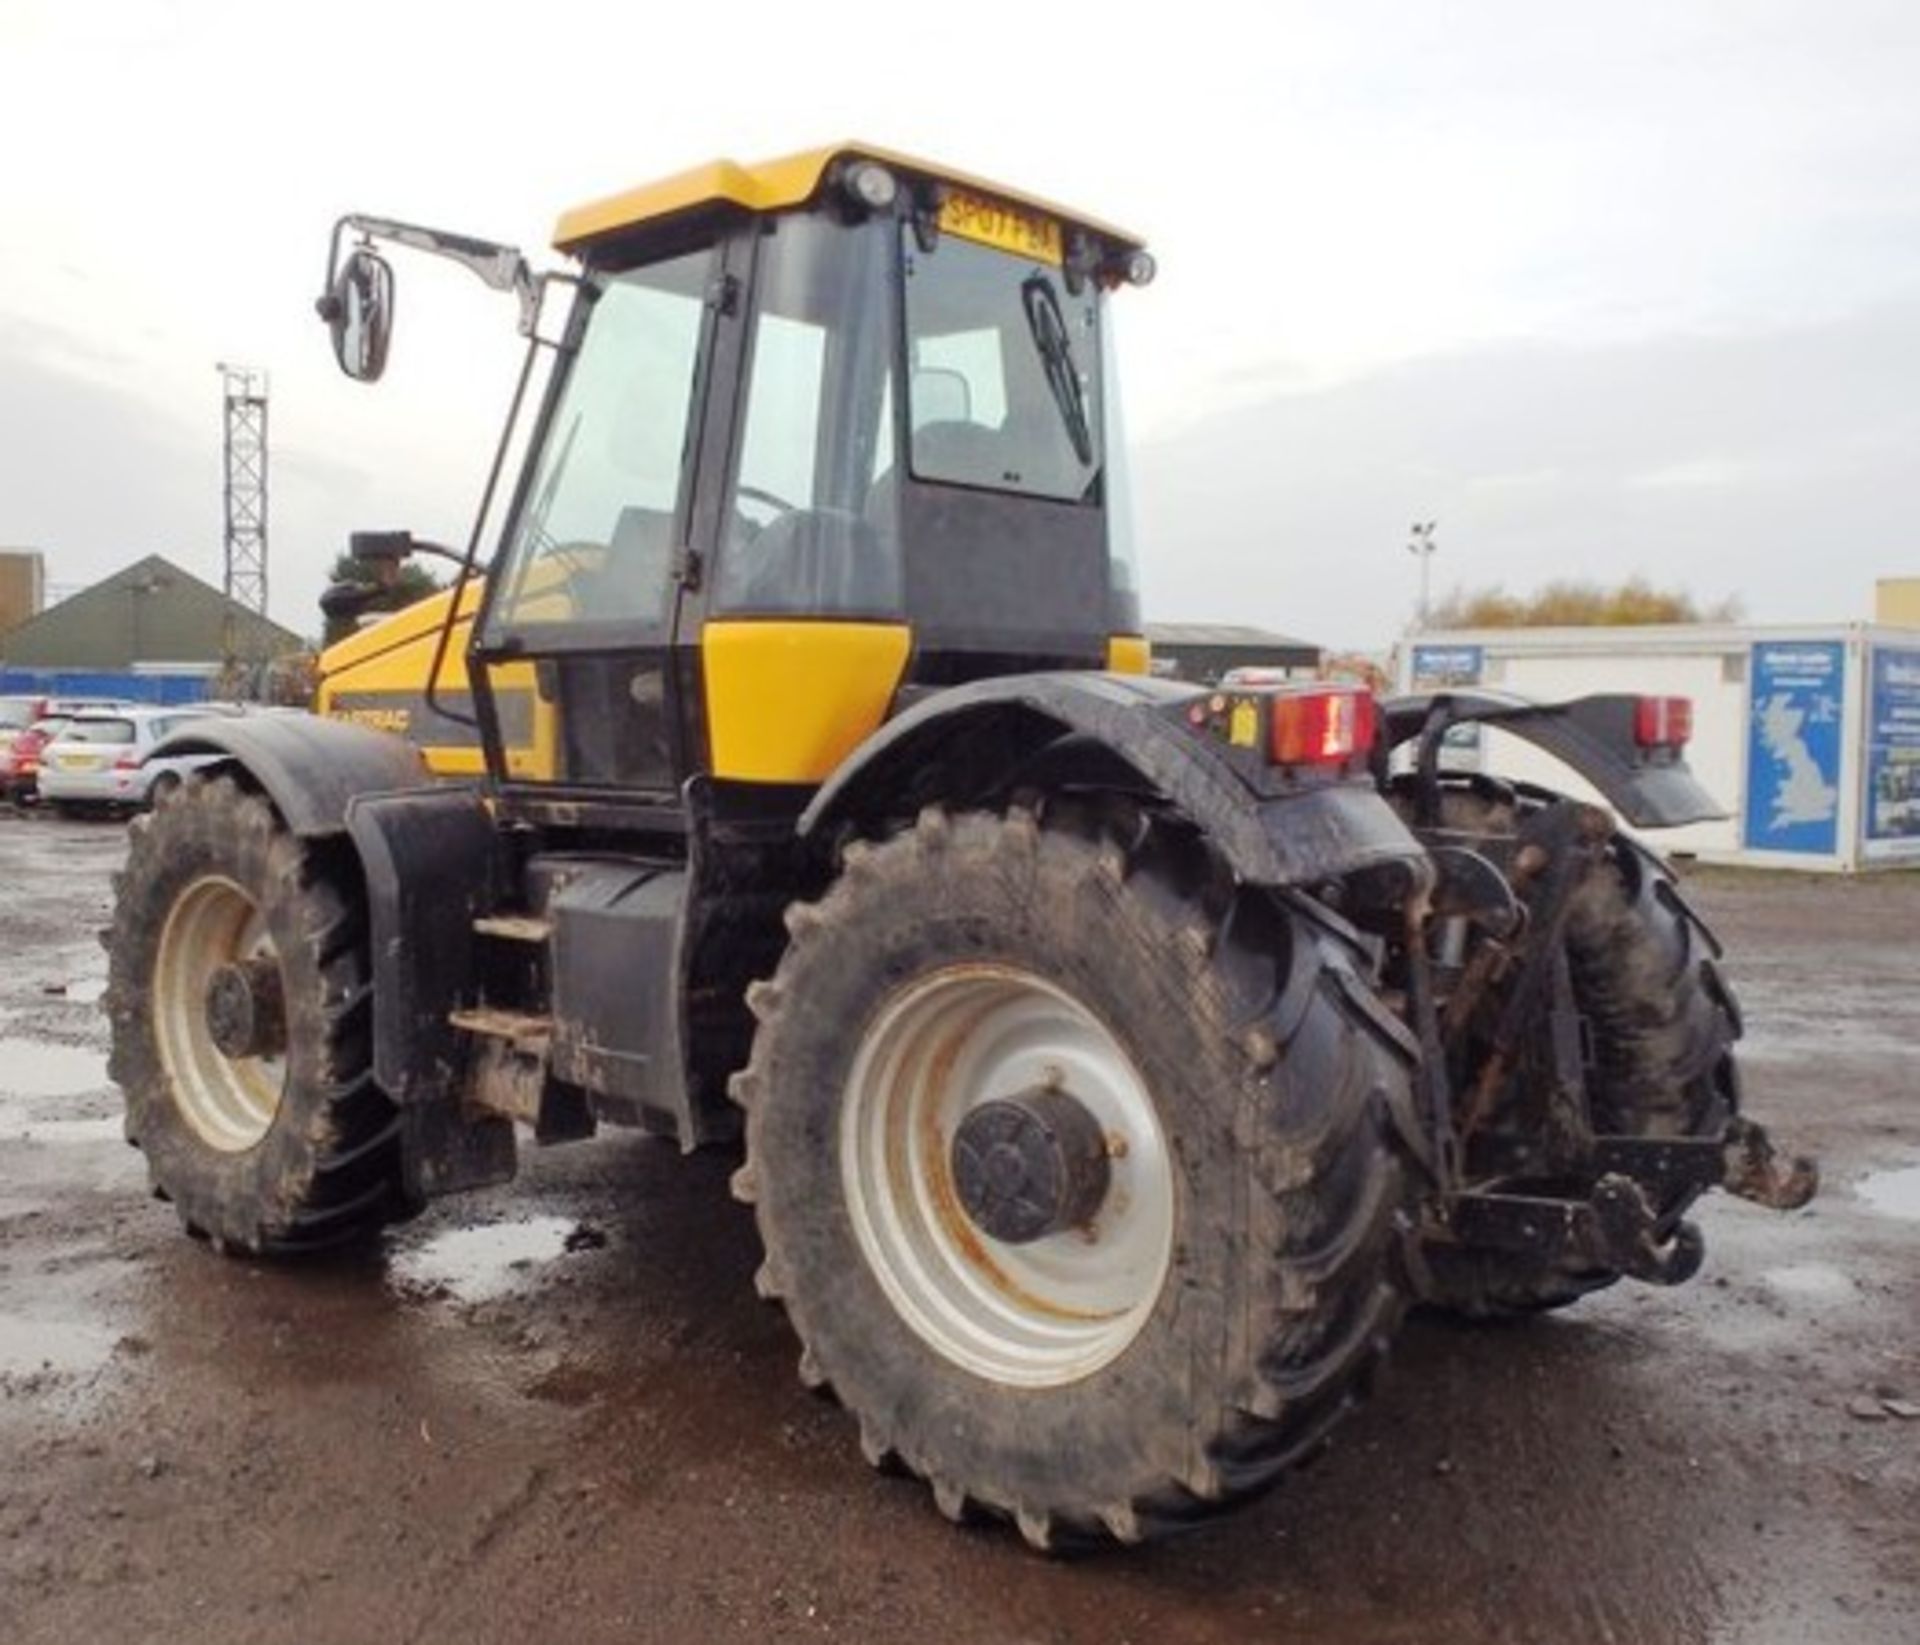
left=36, top=708, right=232, bottom=815
left=0, top=697, right=45, bottom=774
left=1, top=694, right=133, bottom=735
left=1, top=715, right=75, bottom=804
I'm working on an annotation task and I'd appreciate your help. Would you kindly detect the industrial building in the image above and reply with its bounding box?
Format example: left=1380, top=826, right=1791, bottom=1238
left=1878, top=578, right=1920, bottom=628
left=0, top=550, right=43, bottom=636
left=1400, top=620, right=1920, bottom=873
left=0, top=554, right=303, bottom=705
left=1145, top=622, right=1319, bottom=681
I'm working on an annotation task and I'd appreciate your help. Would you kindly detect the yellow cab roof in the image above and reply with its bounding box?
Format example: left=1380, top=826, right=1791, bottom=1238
left=552, top=140, right=1144, bottom=256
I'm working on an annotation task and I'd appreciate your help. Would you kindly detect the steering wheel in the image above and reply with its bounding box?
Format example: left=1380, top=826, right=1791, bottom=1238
left=736, top=483, right=799, bottom=521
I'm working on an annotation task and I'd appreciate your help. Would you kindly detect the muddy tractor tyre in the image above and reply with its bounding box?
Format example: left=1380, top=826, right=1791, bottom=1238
left=732, top=805, right=1421, bottom=1548
left=105, top=773, right=409, bottom=1255
left=1419, top=786, right=1740, bottom=1319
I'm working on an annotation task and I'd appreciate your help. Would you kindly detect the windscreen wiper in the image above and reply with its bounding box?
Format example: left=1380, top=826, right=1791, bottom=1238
left=1021, top=274, right=1095, bottom=466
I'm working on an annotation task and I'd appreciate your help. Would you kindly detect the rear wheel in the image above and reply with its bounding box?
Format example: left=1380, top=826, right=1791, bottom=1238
left=106, top=773, right=410, bottom=1254
left=1413, top=786, right=1740, bottom=1317
left=733, top=804, right=1421, bottom=1547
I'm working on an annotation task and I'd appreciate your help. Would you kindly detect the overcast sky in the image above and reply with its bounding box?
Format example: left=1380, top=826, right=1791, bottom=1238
left=2, top=0, right=1916, bottom=649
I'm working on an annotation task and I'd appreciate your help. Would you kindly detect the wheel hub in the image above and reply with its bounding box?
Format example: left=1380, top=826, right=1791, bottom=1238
left=204, top=957, right=286, bottom=1062
left=841, top=962, right=1174, bottom=1387
left=950, top=1087, right=1112, bottom=1244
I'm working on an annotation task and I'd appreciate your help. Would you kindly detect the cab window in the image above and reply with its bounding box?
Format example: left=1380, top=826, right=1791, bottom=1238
left=713, top=214, right=901, bottom=617
left=902, top=228, right=1102, bottom=504
left=488, top=247, right=712, bottom=635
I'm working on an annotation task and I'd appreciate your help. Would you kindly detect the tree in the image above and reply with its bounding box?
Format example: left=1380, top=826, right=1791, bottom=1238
left=320, top=551, right=444, bottom=645
left=1427, top=577, right=1742, bottom=630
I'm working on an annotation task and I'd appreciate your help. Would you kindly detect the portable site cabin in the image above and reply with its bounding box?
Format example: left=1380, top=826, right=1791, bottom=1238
left=1399, top=623, right=1920, bottom=873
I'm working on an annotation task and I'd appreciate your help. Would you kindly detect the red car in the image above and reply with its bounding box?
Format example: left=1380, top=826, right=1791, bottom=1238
left=1, top=715, right=72, bottom=805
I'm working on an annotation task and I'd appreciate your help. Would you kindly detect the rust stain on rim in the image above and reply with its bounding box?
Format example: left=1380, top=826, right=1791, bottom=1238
left=900, top=968, right=1115, bottom=1326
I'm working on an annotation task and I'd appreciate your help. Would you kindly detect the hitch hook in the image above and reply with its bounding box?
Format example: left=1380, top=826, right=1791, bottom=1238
left=1721, top=1116, right=1819, bottom=1211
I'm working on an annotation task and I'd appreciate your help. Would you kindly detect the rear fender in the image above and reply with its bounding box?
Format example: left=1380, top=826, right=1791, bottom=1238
left=801, top=673, right=1426, bottom=888
left=1383, top=691, right=1727, bottom=829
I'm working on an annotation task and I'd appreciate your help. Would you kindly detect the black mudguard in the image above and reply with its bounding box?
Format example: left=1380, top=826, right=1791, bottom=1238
left=1383, top=691, right=1727, bottom=829
left=345, top=784, right=517, bottom=1199
left=148, top=714, right=428, bottom=837
left=802, top=672, right=1427, bottom=888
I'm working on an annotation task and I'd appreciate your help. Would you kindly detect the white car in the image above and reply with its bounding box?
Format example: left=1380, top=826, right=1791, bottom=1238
left=36, top=708, right=234, bottom=815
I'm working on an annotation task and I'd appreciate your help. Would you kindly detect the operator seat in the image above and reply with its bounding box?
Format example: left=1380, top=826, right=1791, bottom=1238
left=600, top=504, right=676, bottom=622
left=723, top=508, right=898, bottom=615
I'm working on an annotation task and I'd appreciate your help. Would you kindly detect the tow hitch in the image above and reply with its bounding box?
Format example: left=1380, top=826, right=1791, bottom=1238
left=1437, top=1120, right=1818, bottom=1287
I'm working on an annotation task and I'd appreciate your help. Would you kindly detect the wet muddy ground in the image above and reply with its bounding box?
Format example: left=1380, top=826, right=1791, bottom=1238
left=1, top=814, right=1914, bottom=1644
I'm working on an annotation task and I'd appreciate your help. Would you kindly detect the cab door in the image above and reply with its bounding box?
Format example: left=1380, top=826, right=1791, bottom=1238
left=474, top=235, right=742, bottom=799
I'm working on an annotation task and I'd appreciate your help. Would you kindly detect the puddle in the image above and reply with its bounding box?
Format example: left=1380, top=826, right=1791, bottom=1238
left=0, top=1313, right=118, bottom=1380
left=0, top=1114, right=123, bottom=1146
left=1761, top=1263, right=1860, bottom=1304
left=0, top=1190, right=52, bottom=1219
left=1738, top=1025, right=1919, bottom=1066
left=390, top=1216, right=579, bottom=1303
left=1858, top=1166, right=1920, bottom=1222
left=0, top=1039, right=109, bottom=1098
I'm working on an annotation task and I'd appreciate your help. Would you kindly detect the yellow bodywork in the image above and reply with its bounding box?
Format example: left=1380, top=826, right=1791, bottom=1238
left=702, top=621, right=912, bottom=785
left=320, top=595, right=1149, bottom=785
left=316, top=582, right=553, bottom=780
left=553, top=141, right=1144, bottom=256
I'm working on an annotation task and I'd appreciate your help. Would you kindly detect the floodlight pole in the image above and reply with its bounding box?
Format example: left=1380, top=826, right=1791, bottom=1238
left=1407, top=520, right=1437, bottom=628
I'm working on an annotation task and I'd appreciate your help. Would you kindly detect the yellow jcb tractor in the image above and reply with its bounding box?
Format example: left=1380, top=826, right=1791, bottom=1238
left=109, top=143, right=1813, bottom=1548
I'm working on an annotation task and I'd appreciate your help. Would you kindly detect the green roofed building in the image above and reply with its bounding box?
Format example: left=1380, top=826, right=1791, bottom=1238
left=0, top=554, right=304, bottom=704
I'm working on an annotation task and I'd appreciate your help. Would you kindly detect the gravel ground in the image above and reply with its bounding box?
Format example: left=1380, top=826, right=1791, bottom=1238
left=0, top=812, right=1914, bottom=1644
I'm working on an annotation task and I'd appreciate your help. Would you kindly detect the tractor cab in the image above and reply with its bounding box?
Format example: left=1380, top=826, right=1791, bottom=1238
left=316, top=145, right=1155, bottom=816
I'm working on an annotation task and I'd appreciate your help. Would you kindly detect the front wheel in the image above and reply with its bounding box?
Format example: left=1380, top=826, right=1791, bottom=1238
left=732, top=804, right=1421, bottom=1547
left=106, top=773, right=410, bottom=1254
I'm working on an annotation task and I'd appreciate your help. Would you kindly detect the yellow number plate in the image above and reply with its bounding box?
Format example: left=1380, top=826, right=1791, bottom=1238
left=937, top=191, right=1063, bottom=265
left=57, top=754, right=102, bottom=771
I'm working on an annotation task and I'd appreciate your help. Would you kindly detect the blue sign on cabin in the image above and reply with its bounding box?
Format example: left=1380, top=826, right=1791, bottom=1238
left=1743, top=642, right=1844, bottom=855
left=1863, top=646, right=1920, bottom=858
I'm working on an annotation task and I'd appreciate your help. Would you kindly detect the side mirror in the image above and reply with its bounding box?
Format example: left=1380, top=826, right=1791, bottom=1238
left=319, top=581, right=384, bottom=622
left=316, top=248, right=395, bottom=382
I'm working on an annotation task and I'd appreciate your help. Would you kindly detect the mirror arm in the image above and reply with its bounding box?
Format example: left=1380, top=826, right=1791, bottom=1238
left=321, top=213, right=542, bottom=334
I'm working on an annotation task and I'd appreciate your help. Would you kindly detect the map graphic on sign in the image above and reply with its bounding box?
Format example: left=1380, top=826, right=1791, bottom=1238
left=1743, top=642, right=1844, bottom=855
left=1757, top=692, right=1837, bottom=828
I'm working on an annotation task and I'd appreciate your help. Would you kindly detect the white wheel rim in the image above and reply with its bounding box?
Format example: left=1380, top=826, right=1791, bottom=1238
left=840, top=962, right=1174, bottom=1388
left=153, top=874, right=286, bottom=1152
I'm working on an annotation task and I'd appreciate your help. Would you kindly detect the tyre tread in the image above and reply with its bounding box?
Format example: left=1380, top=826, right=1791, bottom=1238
left=738, top=801, right=1420, bottom=1547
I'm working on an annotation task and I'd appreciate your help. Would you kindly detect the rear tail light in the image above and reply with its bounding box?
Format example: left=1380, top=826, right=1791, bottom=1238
left=113, top=752, right=141, bottom=771
left=1270, top=688, right=1378, bottom=768
left=1634, top=696, right=1693, bottom=749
